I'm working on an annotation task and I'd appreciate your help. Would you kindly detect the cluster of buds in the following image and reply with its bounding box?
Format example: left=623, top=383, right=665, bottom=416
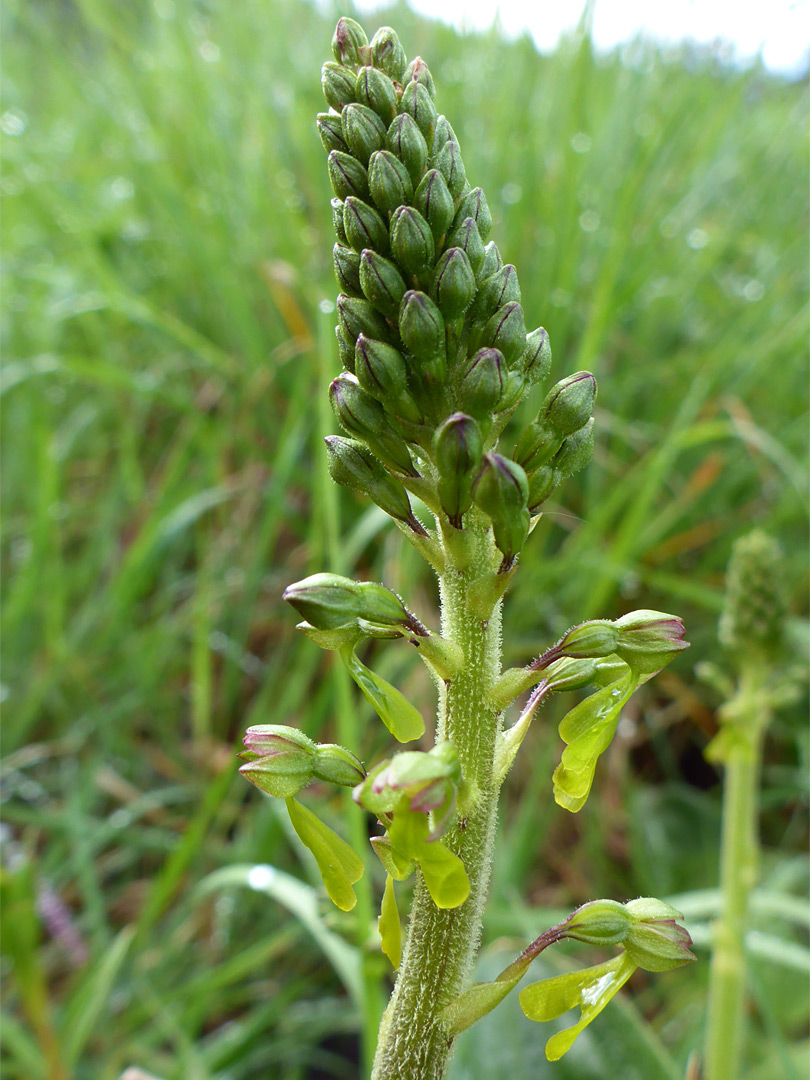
left=318, top=17, right=596, bottom=566
left=718, top=529, right=788, bottom=661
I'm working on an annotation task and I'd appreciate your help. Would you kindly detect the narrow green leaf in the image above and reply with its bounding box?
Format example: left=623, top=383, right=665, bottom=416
left=286, top=797, right=364, bottom=911
left=552, top=667, right=638, bottom=812
left=379, top=875, right=402, bottom=969
left=60, top=926, right=135, bottom=1068
left=341, top=645, right=425, bottom=742
left=519, top=953, right=637, bottom=1061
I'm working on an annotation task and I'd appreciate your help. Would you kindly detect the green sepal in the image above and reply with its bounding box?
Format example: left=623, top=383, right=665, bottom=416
left=317, top=112, right=349, bottom=153
left=519, top=953, right=637, bottom=1061
left=314, top=743, right=367, bottom=787
left=321, top=61, right=356, bottom=112
left=379, top=874, right=402, bottom=969
left=342, top=102, right=387, bottom=165
left=480, top=241, right=503, bottom=278
left=333, top=243, right=362, bottom=296
left=285, top=797, right=364, bottom=912
left=368, top=149, right=414, bottom=215
left=386, top=113, right=428, bottom=186
left=403, top=57, right=435, bottom=98
left=331, top=197, right=348, bottom=243
left=328, top=150, right=369, bottom=200
left=458, top=348, right=506, bottom=422
left=431, top=114, right=458, bottom=156
left=552, top=665, right=640, bottom=813
left=359, top=250, right=407, bottom=318
left=434, top=139, right=466, bottom=198
left=446, top=216, right=485, bottom=277
left=390, top=205, right=435, bottom=276
left=478, top=301, right=526, bottom=367
left=473, top=265, right=521, bottom=320
left=553, top=418, right=594, bottom=479
left=296, top=620, right=362, bottom=652
left=340, top=645, right=425, bottom=742
left=414, top=169, right=455, bottom=244
left=331, top=16, right=369, bottom=66
left=541, top=372, right=597, bottom=438
left=336, top=293, right=393, bottom=346
left=343, top=195, right=390, bottom=255
left=454, top=187, right=492, bottom=241
left=370, top=26, right=407, bottom=80
left=431, top=247, right=476, bottom=319
left=400, top=79, right=438, bottom=141
left=354, top=335, right=408, bottom=400
left=355, top=65, right=398, bottom=124
left=520, top=326, right=551, bottom=384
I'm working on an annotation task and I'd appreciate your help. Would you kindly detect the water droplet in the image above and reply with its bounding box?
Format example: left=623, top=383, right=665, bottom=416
left=110, top=177, right=134, bottom=200
left=199, top=40, right=220, bottom=63
left=743, top=279, right=764, bottom=302
left=501, top=182, right=522, bottom=205
left=319, top=299, right=335, bottom=314
left=570, top=132, right=591, bottom=154
left=1, top=109, right=28, bottom=136
left=687, top=228, right=709, bottom=250
left=579, top=210, right=600, bottom=232
left=247, top=864, right=276, bottom=891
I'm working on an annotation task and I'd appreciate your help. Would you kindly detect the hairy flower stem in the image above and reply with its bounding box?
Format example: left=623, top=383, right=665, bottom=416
left=704, top=669, right=767, bottom=1080
left=372, top=519, right=503, bottom=1080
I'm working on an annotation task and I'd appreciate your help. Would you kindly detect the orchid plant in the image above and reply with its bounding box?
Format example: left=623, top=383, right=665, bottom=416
left=239, top=18, right=695, bottom=1079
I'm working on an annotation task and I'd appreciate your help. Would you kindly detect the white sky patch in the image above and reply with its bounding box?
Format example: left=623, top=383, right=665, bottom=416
left=352, top=0, right=810, bottom=75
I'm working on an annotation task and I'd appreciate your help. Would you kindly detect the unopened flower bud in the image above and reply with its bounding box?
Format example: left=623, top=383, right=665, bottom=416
left=565, top=899, right=633, bottom=947
left=337, top=293, right=393, bottom=346
left=474, top=264, right=521, bottom=319
left=434, top=139, right=466, bottom=198
left=556, top=620, right=619, bottom=658
left=317, top=112, right=349, bottom=153
left=325, top=436, right=425, bottom=531
left=446, top=216, right=485, bottom=277
left=359, top=250, right=407, bottom=318
left=321, top=61, right=356, bottom=112
left=335, top=324, right=355, bottom=371
left=343, top=196, right=389, bottom=255
left=328, top=149, right=369, bottom=200
left=342, top=102, right=386, bottom=165
left=403, top=56, right=436, bottom=98
left=434, top=413, right=484, bottom=527
left=329, top=372, right=417, bottom=475
left=390, top=206, right=435, bottom=276
left=354, top=335, right=408, bottom=402
left=520, top=326, right=551, bottom=385
left=624, top=898, right=696, bottom=972
left=431, top=247, right=476, bottom=318
left=368, top=149, right=414, bottom=215
left=541, top=372, right=597, bottom=438
left=399, top=291, right=446, bottom=368
left=239, top=725, right=316, bottom=798
left=331, top=197, right=348, bottom=243
left=472, top=453, right=530, bottom=563
left=413, top=169, right=455, bottom=244
left=458, top=348, right=506, bottom=420
left=614, top=611, right=689, bottom=673
left=370, top=26, right=407, bottom=81
left=552, top=418, right=594, bottom=480
left=333, top=243, right=362, bottom=295
left=454, top=187, right=492, bottom=241
left=355, top=65, right=398, bottom=124
left=514, top=420, right=561, bottom=472
left=400, top=79, right=438, bottom=141
left=480, top=241, right=503, bottom=278
left=314, top=743, right=366, bottom=787
left=331, top=16, right=369, bottom=66
left=283, top=573, right=367, bottom=630
left=386, top=113, right=428, bottom=186
left=479, top=301, right=526, bottom=367
left=527, top=465, right=557, bottom=512
left=431, top=115, right=459, bottom=156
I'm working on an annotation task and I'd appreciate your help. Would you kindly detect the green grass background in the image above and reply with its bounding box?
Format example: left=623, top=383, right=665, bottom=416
left=2, top=0, right=808, bottom=1077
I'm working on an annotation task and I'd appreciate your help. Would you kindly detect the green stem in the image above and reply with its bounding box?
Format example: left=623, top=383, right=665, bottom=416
left=316, top=306, right=384, bottom=1075
left=704, top=675, right=767, bottom=1080
left=372, top=518, right=503, bottom=1080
